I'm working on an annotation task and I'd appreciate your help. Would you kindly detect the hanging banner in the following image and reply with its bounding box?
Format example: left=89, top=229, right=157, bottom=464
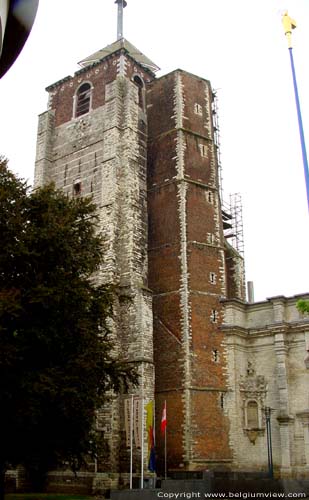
left=133, top=397, right=143, bottom=449
left=124, top=397, right=132, bottom=448
left=124, top=396, right=143, bottom=448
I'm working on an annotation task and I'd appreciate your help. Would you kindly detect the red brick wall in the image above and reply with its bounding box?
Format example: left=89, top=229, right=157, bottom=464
left=186, top=185, right=219, bottom=241
left=147, top=73, right=176, bottom=140
left=147, top=69, right=231, bottom=471
left=47, top=51, right=154, bottom=127
left=192, top=391, right=231, bottom=460
left=148, top=131, right=178, bottom=185
left=181, top=72, right=213, bottom=141
left=155, top=390, right=184, bottom=470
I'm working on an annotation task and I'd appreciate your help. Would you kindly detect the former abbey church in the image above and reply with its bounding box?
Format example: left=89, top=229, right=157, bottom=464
left=33, top=18, right=309, bottom=492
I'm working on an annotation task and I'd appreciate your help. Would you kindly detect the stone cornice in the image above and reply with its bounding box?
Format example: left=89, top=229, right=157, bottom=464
left=277, top=413, right=294, bottom=424
left=222, top=321, right=308, bottom=339
left=296, top=410, right=309, bottom=424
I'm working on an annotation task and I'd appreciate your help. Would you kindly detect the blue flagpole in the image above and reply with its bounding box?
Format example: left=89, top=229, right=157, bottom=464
left=282, top=12, right=309, bottom=213
left=288, top=47, right=309, bottom=213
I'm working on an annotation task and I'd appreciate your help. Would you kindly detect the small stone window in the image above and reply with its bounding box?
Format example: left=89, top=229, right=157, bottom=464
left=207, top=233, right=215, bottom=245
left=206, top=190, right=214, bottom=204
left=209, top=272, right=217, bottom=284
left=194, top=103, right=203, bottom=116
left=212, top=349, right=219, bottom=362
left=76, top=83, right=91, bottom=117
left=210, top=309, right=218, bottom=323
left=220, top=393, right=225, bottom=409
left=199, top=144, right=208, bottom=158
left=73, top=180, right=82, bottom=196
left=246, top=400, right=259, bottom=428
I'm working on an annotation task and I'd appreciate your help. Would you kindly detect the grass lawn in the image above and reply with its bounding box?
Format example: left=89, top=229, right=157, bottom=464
left=5, top=495, right=94, bottom=500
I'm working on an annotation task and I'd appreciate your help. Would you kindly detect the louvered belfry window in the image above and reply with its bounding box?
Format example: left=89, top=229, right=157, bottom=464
left=76, top=83, right=91, bottom=117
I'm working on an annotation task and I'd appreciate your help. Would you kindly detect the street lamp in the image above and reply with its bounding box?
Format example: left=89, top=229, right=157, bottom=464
left=264, top=407, right=274, bottom=478
left=304, top=346, right=309, bottom=370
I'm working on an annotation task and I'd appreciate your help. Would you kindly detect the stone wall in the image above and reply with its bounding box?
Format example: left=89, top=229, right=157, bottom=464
left=34, top=49, right=156, bottom=483
left=222, top=294, right=309, bottom=478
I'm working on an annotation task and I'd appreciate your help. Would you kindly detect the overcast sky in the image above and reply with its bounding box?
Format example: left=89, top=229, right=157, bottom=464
left=1, top=0, right=308, bottom=302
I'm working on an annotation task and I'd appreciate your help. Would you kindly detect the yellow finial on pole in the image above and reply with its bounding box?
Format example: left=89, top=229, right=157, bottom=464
left=282, top=11, right=297, bottom=48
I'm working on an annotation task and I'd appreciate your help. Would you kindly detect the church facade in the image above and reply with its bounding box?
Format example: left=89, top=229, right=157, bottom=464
left=223, top=295, right=309, bottom=478
left=33, top=35, right=309, bottom=492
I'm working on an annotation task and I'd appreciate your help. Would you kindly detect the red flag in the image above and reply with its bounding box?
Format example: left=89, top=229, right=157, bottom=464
left=161, top=400, right=167, bottom=434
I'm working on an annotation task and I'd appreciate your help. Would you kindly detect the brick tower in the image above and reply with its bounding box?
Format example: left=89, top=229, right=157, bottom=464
left=34, top=9, right=245, bottom=489
left=147, top=70, right=245, bottom=472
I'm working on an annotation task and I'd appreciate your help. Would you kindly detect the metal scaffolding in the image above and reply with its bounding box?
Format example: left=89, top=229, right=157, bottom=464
left=212, top=90, right=224, bottom=202
left=222, top=193, right=245, bottom=257
left=212, top=91, right=245, bottom=258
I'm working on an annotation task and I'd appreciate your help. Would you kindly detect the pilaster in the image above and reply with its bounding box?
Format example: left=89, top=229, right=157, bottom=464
left=273, top=330, right=293, bottom=474
left=297, top=411, right=309, bottom=468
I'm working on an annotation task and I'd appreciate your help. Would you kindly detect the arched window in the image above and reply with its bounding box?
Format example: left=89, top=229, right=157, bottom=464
left=133, top=75, right=144, bottom=109
left=73, top=179, right=82, bottom=196
left=75, top=83, right=91, bottom=117
left=246, top=400, right=259, bottom=428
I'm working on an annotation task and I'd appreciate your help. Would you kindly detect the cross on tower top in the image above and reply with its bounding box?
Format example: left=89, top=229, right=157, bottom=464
left=115, top=0, right=127, bottom=40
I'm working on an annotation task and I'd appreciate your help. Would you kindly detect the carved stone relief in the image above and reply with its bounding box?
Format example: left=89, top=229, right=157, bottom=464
left=239, top=361, right=268, bottom=443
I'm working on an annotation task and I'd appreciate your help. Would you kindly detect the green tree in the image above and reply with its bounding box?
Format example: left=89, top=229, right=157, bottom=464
left=297, top=299, right=309, bottom=314
left=0, top=159, right=137, bottom=497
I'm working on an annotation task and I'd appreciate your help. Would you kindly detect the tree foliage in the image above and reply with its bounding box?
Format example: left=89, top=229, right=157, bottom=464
left=296, top=299, right=309, bottom=314
left=0, top=158, right=137, bottom=492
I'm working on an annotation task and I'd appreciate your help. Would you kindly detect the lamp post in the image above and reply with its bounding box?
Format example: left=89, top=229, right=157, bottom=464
left=304, top=345, right=309, bottom=370
left=264, top=407, right=274, bottom=478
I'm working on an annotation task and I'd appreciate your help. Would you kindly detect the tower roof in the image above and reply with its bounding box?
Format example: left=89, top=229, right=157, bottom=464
left=78, top=38, right=160, bottom=73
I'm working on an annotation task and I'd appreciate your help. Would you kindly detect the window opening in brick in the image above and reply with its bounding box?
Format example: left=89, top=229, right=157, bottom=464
left=210, top=309, right=218, bottom=323
left=76, top=83, right=91, bottom=117
left=194, top=103, right=203, bottom=116
left=220, top=393, right=224, bottom=409
left=199, top=144, right=208, bottom=158
left=73, top=181, right=82, bottom=196
left=209, top=272, right=217, bottom=284
left=133, top=75, right=144, bottom=109
left=207, top=233, right=215, bottom=245
left=246, top=401, right=259, bottom=428
left=207, top=191, right=214, bottom=204
left=212, top=349, right=219, bottom=362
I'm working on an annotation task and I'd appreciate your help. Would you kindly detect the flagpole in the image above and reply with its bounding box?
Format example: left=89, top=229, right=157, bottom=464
left=164, top=400, right=167, bottom=480
left=153, top=398, right=156, bottom=484
left=282, top=12, right=309, bottom=213
left=288, top=46, right=309, bottom=213
left=130, top=395, right=133, bottom=489
left=141, top=398, right=144, bottom=489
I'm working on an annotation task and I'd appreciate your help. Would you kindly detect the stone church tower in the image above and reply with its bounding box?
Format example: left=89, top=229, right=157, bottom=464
left=34, top=37, right=159, bottom=486
left=34, top=5, right=246, bottom=488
